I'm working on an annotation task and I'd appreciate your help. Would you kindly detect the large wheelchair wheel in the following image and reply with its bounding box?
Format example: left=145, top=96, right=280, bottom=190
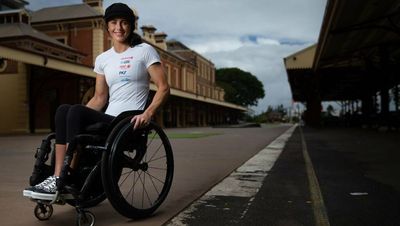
left=102, top=121, right=174, bottom=219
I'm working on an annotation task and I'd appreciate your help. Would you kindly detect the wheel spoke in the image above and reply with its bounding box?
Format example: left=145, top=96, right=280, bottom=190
left=119, top=169, right=134, bottom=187
left=144, top=171, right=165, bottom=185
left=148, top=166, right=167, bottom=170
left=119, top=169, right=143, bottom=187
left=124, top=171, right=136, bottom=201
left=147, top=143, right=164, bottom=163
left=144, top=171, right=161, bottom=195
left=132, top=171, right=136, bottom=205
left=138, top=172, right=153, bottom=207
left=147, top=155, right=166, bottom=163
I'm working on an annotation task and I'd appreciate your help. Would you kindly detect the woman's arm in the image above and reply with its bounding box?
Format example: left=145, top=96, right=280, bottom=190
left=131, top=63, right=170, bottom=129
left=86, top=74, right=109, bottom=111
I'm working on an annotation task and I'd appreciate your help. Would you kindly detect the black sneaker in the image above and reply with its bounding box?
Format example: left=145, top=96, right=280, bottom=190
left=31, top=176, right=73, bottom=200
left=23, top=175, right=55, bottom=198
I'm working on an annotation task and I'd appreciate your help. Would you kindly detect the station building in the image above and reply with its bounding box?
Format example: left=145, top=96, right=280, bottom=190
left=0, top=0, right=246, bottom=134
left=284, top=0, right=400, bottom=128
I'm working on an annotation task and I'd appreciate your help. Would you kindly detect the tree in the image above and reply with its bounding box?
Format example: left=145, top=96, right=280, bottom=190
left=216, top=68, right=265, bottom=107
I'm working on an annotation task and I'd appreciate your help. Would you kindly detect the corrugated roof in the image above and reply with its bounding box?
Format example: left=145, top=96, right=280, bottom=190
left=31, top=4, right=102, bottom=23
left=0, top=23, right=78, bottom=51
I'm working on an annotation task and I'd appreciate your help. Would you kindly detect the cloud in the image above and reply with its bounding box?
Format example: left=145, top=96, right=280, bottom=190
left=26, top=0, right=81, bottom=10
left=198, top=38, right=312, bottom=113
left=26, top=0, right=327, bottom=114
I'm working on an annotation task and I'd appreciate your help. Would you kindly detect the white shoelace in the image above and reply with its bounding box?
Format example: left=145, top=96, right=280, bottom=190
left=34, top=176, right=55, bottom=189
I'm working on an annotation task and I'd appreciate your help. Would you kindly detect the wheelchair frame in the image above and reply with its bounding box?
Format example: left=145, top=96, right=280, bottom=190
left=27, top=114, right=174, bottom=226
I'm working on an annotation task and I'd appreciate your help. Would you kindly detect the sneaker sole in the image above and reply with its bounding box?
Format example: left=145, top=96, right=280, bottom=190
left=31, top=191, right=74, bottom=200
left=23, top=190, right=33, bottom=198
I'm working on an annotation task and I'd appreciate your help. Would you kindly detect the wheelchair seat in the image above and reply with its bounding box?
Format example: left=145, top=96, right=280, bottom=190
left=83, top=110, right=143, bottom=135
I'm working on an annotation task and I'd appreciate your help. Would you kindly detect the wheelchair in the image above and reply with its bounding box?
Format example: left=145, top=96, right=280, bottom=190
left=26, top=111, right=174, bottom=226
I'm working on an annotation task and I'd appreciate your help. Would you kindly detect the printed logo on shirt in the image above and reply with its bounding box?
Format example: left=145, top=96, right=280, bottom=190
left=121, top=56, right=133, bottom=60
left=118, top=56, right=134, bottom=83
left=120, top=64, right=131, bottom=69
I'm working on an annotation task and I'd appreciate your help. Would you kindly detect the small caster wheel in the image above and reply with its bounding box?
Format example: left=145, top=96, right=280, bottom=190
left=34, top=203, right=53, bottom=221
left=76, top=211, right=95, bottom=226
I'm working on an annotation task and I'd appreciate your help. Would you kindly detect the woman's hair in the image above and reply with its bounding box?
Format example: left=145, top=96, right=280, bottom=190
left=104, top=3, right=142, bottom=47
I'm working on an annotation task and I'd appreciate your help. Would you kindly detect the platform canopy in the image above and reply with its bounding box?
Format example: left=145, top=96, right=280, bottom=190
left=285, top=0, right=400, bottom=102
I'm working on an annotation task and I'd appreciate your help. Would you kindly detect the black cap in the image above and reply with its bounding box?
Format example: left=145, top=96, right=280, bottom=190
left=104, top=3, right=135, bottom=28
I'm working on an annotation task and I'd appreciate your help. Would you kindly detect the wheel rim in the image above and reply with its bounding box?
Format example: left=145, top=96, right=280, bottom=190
left=77, top=211, right=95, bottom=226
left=34, top=204, right=53, bottom=221
left=110, top=123, right=173, bottom=212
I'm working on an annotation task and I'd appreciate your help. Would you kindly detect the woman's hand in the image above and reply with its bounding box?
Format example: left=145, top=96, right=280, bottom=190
left=131, top=112, right=152, bottom=129
left=130, top=62, right=169, bottom=130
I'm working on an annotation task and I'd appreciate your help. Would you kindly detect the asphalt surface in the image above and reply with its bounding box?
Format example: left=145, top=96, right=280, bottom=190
left=0, top=124, right=291, bottom=226
left=168, top=126, right=400, bottom=226
left=1, top=125, right=399, bottom=226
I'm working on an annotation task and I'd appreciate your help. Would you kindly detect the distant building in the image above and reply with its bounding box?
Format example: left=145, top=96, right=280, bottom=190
left=0, top=0, right=246, bottom=134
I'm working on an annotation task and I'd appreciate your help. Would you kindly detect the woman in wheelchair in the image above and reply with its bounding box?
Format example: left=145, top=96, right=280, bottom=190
left=23, top=3, right=172, bottom=222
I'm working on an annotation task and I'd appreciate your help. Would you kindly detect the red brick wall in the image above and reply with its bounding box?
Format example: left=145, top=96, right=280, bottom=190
left=45, top=29, right=93, bottom=66
left=70, top=29, right=93, bottom=66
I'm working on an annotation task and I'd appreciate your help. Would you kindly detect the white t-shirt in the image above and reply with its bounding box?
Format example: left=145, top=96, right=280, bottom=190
left=94, top=43, right=160, bottom=116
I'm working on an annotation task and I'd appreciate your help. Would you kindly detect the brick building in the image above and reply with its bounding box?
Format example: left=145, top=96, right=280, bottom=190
left=0, top=0, right=246, bottom=134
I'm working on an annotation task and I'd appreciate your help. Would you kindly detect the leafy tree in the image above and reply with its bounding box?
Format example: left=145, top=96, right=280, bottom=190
left=216, top=68, right=265, bottom=107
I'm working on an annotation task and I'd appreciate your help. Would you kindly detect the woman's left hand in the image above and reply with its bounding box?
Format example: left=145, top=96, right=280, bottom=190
left=131, top=112, right=151, bottom=129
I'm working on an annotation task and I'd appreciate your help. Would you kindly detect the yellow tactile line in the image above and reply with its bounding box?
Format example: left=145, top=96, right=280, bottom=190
left=299, top=126, right=331, bottom=226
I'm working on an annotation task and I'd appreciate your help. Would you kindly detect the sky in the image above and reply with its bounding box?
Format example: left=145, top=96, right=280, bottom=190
left=26, top=0, right=327, bottom=114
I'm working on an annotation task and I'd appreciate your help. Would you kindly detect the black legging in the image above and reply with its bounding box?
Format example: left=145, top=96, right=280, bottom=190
left=54, top=104, right=115, bottom=144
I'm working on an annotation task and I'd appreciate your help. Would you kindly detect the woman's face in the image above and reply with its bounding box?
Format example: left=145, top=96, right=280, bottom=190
left=107, top=17, right=130, bottom=44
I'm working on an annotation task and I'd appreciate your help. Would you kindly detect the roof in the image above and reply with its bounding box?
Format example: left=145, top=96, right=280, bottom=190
left=167, top=40, right=191, bottom=51
left=0, top=45, right=94, bottom=77
left=0, top=0, right=29, bottom=9
left=31, top=4, right=102, bottom=23
left=286, top=0, right=400, bottom=102
left=314, top=0, right=400, bottom=69
left=284, top=44, right=316, bottom=70
left=0, top=22, right=77, bottom=51
left=167, top=40, right=214, bottom=65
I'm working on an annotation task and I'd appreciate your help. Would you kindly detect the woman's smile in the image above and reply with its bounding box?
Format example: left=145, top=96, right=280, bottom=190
left=108, top=18, right=130, bottom=43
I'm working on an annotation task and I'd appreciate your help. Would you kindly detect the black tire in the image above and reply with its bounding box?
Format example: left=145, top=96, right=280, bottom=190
left=102, top=121, right=174, bottom=219
left=34, top=204, right=53, bottom=221
left=76, top=210, right=95, bottom=226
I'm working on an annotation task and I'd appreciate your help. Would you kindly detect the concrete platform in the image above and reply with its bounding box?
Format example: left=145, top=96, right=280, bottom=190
left=169, top=126, right=400, bottom=226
